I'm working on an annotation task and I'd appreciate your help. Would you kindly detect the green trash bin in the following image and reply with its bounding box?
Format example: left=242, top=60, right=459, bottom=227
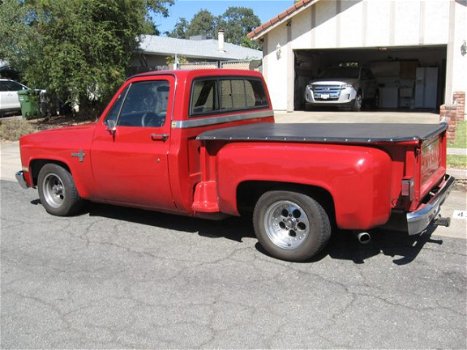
left=18, top=89, right=41, bottom=119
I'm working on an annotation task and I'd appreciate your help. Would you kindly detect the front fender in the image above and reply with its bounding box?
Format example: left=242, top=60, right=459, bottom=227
left=215, top=142, right=393, bottom=230
left=19, top=124, right=95, bottom=198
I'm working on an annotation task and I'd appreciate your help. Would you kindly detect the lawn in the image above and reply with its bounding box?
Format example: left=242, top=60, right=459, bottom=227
left=448, top=120, right=466, bottom=148
left=447, top=120, right=466, bottom=169
left=447, top=155, right=467, bottom=169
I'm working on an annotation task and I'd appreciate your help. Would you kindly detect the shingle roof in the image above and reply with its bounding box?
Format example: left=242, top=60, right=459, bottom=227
left=138, top=35, right=262, bottom=61
left=247, top=0, right=319, bottom=40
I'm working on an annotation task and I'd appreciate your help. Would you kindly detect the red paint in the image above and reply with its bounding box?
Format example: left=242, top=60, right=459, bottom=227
left=18, top=69, right=449, bottom=232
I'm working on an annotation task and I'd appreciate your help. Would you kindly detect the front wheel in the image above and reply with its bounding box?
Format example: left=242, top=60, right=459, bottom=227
left=253, top=191, right=331, bottom=262
left=352, top=92, right=363, bottom=111
left=38, top=164, right=84, bottom=216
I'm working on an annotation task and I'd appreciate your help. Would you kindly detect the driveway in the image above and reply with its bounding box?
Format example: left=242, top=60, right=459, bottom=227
left=275, top=110, right=440, bottom=124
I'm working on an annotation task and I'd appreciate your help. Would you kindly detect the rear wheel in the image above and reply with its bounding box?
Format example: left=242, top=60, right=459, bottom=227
left=38, top=164, right=83, bottom=216
left=253, top=191, right=331, bottom=261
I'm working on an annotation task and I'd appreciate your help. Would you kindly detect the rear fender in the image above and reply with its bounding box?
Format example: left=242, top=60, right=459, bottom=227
left=215, top=142, right=393, bottom=230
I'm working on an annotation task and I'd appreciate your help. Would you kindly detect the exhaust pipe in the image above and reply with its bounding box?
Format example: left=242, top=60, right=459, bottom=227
left=435, top=216, right=451, bottom=228
left=355, top=231, right=371, bottom=244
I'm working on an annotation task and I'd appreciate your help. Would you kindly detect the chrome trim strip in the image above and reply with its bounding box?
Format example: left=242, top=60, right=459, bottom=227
left=172, top=110, right=273, bottom=129
left=406, top=175, right=455, bottom=235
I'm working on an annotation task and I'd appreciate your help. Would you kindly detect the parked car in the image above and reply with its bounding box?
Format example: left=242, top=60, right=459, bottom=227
left=305, top=65, right=378, bottom=111
left=0, top=79, right=28, bottom=116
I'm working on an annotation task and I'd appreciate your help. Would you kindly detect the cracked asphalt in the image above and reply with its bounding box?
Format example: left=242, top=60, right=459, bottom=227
left=1, top=180, right=466, bottom=349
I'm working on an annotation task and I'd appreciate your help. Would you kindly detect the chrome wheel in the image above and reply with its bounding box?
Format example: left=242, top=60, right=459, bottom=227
left=263, top=200, right=310, bottom=250
left=42, top=173, right=65, bottom=208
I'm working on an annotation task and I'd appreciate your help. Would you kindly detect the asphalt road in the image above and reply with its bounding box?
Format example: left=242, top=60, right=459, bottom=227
left=1, top=180, right=466, bottom=349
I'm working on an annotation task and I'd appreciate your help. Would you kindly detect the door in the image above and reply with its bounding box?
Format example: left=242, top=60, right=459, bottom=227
left=91, top=76, right=175, bottom=210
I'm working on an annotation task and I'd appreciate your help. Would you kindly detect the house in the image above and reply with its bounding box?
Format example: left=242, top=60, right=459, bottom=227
left=248, top=0, right=466, bottom=114
left=131, top=31, right=262, bottom=73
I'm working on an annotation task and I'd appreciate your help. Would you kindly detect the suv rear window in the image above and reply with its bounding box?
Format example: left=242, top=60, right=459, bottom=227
left=190, top=77, right=268, bottom=116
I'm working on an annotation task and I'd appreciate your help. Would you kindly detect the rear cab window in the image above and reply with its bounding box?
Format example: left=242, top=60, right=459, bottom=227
left=190, top=77, right=268, bottom=117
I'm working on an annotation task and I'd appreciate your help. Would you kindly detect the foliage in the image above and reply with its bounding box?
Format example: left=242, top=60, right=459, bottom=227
left=0, top=0, right=173, bottom=118
left=167, top=7, right=260, bottom=49
left=186, top=9, right=218, bottom=39
left=169, top=17, right=189, bottom=38
left=448, top=121, right=466, bottom=149
left=218, top=7, right=261, bottom=48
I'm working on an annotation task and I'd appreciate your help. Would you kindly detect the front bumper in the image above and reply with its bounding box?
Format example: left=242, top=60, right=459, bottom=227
left=304, top=85, right=357, bottom=105
left=406, top=175, right=455, bottom=235
left=15, top=170, right=29, bottom=189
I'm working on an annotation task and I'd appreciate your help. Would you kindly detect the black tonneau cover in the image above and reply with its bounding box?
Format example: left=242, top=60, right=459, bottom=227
left=197, top=123, right=447, bottom=144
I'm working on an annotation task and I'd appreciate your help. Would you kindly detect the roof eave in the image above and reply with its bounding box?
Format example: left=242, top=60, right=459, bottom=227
left=247, top=0, right=321, bottom=41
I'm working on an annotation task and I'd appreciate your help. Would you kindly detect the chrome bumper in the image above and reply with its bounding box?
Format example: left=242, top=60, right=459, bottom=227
left=406, top=175, right=455, bottom=235
left=15, top=170, right=29, bottom=189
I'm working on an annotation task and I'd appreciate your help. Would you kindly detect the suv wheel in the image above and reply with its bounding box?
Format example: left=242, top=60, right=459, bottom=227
left=352, top=92, right=363, bottom=111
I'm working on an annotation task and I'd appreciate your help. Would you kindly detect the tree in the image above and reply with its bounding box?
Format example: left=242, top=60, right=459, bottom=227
left=186, top=9, right=218, bottom=39
left=218, top=7, right=261, bottom=49
left=0, top=0, right=173, bottom=117
left=166, top=7, right=260, bottom=49
left=168, top=17, right=189, bottom=38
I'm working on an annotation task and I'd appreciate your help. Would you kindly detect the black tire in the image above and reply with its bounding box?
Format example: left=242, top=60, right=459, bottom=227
left=253, top=191, right=331, bottom=262
left=37, top=163, right=83, bottom=216
left=373, top=90, right=380, bottom=109
left=352, top=92, right=363, bottom=111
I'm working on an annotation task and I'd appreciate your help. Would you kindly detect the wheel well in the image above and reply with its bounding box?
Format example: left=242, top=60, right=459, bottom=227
left=30, top=160, right=71, bottom=186
left=237, top=181, right=335, bottom=222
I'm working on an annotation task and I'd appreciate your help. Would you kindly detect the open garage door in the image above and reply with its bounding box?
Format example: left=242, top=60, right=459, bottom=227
left=294, top=46, right=447, bottom=112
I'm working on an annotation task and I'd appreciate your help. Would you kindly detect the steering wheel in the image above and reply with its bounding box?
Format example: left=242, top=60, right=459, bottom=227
left=141, top=112, right=164, bottom=127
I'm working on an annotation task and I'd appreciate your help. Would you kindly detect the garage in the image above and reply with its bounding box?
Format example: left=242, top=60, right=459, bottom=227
left=248, top=0, right=466, bottom=116
left=294, top=45, right=447, bottom=111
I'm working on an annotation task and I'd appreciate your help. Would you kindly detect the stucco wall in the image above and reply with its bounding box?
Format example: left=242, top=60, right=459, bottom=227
left=262, top=0, right=463, bottom=111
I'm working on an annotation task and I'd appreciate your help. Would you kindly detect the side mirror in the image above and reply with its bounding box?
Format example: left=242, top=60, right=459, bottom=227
left=106, top=119, right=117, bottom=135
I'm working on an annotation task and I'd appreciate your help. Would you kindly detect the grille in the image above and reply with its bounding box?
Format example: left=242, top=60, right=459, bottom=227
left=311, top=85, right=341, bottom=100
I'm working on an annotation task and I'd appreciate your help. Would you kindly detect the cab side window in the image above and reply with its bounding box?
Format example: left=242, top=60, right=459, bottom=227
left=105, top=81, right=169, bottom=128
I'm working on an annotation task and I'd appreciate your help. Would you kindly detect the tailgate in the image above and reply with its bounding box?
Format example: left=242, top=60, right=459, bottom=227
left=419, top=132, right=447, bottom=201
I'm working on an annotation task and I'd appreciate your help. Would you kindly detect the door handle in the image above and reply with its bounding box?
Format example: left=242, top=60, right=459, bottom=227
left=150, top=133, right=169, bottom=142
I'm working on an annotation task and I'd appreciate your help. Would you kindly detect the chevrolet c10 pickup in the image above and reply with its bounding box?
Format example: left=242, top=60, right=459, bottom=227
left=16, top=69, right=454, bottom=261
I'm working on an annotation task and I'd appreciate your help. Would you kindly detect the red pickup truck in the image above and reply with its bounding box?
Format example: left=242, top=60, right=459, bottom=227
left=16, top=69, right=454, bottom=261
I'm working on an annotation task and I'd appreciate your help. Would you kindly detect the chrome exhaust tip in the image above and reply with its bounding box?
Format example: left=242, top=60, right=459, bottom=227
left=356, top=231, right=371, bottom=244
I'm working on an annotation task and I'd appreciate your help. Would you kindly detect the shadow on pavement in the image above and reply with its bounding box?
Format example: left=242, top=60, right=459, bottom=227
left=60, top=201, right=442, bottom=265
left=324, top=225, right=442, bottom=265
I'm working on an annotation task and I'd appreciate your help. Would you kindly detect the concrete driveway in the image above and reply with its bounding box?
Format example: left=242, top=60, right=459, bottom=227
left=275, top=110, right=440, bottom=124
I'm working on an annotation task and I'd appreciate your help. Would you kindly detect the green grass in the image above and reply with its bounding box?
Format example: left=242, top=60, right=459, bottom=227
left=448, top=120, right=466, bottom=149
left=447, top=155, right=467, bottom=169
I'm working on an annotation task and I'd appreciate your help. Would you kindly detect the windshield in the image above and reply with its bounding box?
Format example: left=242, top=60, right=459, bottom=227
left=320, top=67, right=359, bottom=79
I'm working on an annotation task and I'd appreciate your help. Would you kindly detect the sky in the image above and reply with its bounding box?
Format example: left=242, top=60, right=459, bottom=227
left=153, top=0, right=295, bottom=35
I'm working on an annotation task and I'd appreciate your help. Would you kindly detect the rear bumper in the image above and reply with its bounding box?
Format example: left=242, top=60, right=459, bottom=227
left=406, top=175, right=455, bottom=235
left=15, top=170, right=29, bottom=189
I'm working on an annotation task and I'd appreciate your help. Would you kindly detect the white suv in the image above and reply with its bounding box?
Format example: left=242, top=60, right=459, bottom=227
left=304, top=66, right=378, bottom=111
left=0, top=79, right=28, bottom=116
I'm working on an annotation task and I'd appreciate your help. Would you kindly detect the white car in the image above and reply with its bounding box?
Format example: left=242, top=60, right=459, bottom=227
left=0, top=79, right=28, bottom=116
left=304, top=66, right=378, bottom=111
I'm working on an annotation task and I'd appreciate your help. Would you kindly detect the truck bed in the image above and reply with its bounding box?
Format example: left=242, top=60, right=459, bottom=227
left=197, top=123, right=447, bottom=144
